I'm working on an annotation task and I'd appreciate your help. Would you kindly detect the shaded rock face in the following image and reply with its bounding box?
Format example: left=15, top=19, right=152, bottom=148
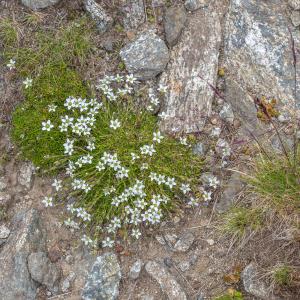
left=120, top=31, right=170, bottom=80
left=224, top=0, right=300, bottom=125
left=28, top=252, right=61, bottom=292
left=164, top=6, right=187, bottom=47
left=0, top=209, right=46, bottom=300
left=84, top=0, right=113, bottom=33
left=145, top=261, right=187, bottom=300
left=288, top=0, right=300, bottom=10
left=160, top=7, right=222, bottom=133
left=21, top=0, right=60, bottom=9
left=82, top=253, right=121, bottom=300
left=121, top=0, right=146, bottom=30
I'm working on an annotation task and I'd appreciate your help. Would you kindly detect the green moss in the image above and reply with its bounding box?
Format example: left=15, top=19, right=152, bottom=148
left=0, top=18, right=18, bottom=48
left=214, top=289, right=243, bottom=300
left=273, top=266, right=292, bottom=286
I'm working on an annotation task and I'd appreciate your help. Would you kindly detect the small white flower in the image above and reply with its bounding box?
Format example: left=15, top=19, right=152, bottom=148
left=23, top=77, right=33, bottom=89
left=48, top=104, right=57, bottom=112
left=102, top=237, right=114, bottom=248
left=180, top=137, right=188, bottom=146
left=208, top=176, right=219, bottom=189
left=87, top=141, right=96, bottom=151
left=203, top=191, right=212, bottom=202
left=131, top=152, right=140, bottom=161
left=180, top=183, right=191, bottom=194
left=126, top=74, right=138, bottom=84
left=110, top=119, right=121, bottom=130
left=147, top=105, right=154, bottom=112
left=211, top=127, right=221, bottom=137
left=150, top=97, right=159, bottom=106
left=158, top=83, right=167, bottom=93
left=165, top=177, right=176, bottom=189
left=96, top=161, right=105, bottom=171
left=42, top=196, right=53, bottom=207
left=188, top=197, right=199, bottom=207
left=153, top=131, right=163, bottom=143
left=7, top=59, right=16, bottom=70
left=131, top=228, right=141, bottom=239
left=64, top=138, right=74, bottom=155
left=52, top=179, right=62, bottom=192
left=42, top=120, right=54, bottom=131
left=141, top=163, right=149, bottom=170
left=158, top=111, right=169, bottom=120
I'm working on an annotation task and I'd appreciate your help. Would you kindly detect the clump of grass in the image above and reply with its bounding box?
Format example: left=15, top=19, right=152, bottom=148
left=0, top=17, right=18, bottom=49
left=273, top=265, right=293, bottom=286
left=214, top=289, right=243, bottom=300
left=221, top=207, right=265, bottom=238
left=248, top=151, right=300, bottom=213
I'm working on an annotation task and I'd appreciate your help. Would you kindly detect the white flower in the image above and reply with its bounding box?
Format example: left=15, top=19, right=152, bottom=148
left=131, top=228, right=141, bottom=239
left=150, top=97, right=159, bottom=106
left=116, top=167, right=129, bottom=179
left=64, top=138, right=74, bottom=155
left=126, top=74, right=138, bottom=84
left=149, top=172, right=158, bottom=181
left=23, top=77, right=33, bottom=89
left=48, top=104, right=57, bottom=112
left=211, top=127, right=221, bottom=137
left=52, top=179, right=62, bottom=191
left=156, top=174, right=165, bottom=185
left=203, top=191, right=212, bottom=202
left=102, top=237, right=114, bottom=248
left=140, top=144, right=156, bottom=156
left=96, top=161, right=105, bottom=171
left=141, top=163, right=149, bottom=170
left=110, top=119, right=121, bottom=130
left=87, top=141, right=95, bottom=151
left=180, top=183, right=191, bottom=194
left=188, top=197, right=199, bottom=207
left=42, top=196, right=53, bottom=207
left=81, top=235, right=96, bottom=247
left=158, top=111, right=169, bottom=120
left=153, top=131, right=163, bottom=143
left=208, top=176, right=219, bottom=189
left=7, top=59, right=16, bottom=70
left=180, top=137, right=188, bottom=146
left=165, top=177, right=176, bottom=189
left=42, top=120, right=54, bottom=131
left=158, top=83, right=167, bottom=93
left=131, top=152, right=140, bottom=161
left=64, top=218, right=79, bottom=230
left=114, top=74, right=123, bottom=83
left=147, top=105, right=154, bottom=112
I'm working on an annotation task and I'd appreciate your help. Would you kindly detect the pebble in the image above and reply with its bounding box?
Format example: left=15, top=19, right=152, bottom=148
left=129, top=259, right=143, bottom=280
left=174, top=232, right=195, bottom=252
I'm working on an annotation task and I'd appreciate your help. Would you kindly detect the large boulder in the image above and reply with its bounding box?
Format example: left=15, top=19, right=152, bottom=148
left=82, top=252, right=121, bottom=300
left=120, top=30, right=170, bottom=80
left=0, top=208, right=46, bottom=300
left=160, top=7, right=222, bottom=133
left=224, top=0, right=300, bottom=133
left=21, top=0, right=60, bottom=9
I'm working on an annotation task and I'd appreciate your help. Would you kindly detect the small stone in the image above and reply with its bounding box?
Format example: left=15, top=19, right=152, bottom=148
left=65, top=254, right=74, bottom=264
left=192, top=142, right=207, bottom=156
left=129, top=259, right=143, bottom=280
left=84, top=0, right=113, bottom=33
left=21, top=0, right=60, bottom=10
left=178, top=260, right=191, bottom=272
left=61, top=272, right=76, bottom=293
left=164, top=233, right=178, bottom=246
left=242, top=263, right=269, bottom=299
left=174, top=232, right=194, bottom=252
left=82, top=253, right=121, bottom=300
left=0, top=225, right=10, bottom=239
left=278, top=113, right=291, bottom=123
left=164, top=6, right=187, bottom=47
left=288, top=0, right=300, bottom=10
left=184, top=0, right=208, bottom=11
left=155, top=235, right=166, bottom=245
left=291, top=10, right=300, bottom=26
left=101, top=40, right=114, bottom=52
left=18, top=162, right=35, bottom=189
left=145, top=261, right=187, bottom=300
left=120, top=30, right=169, bottom=80
left=219, top=103, right=234, bottom=123
left=0, top=177, right=6, bottom=191
left=141, top=295, right=155, bottom=300
left=206, top=239, right=214, bottom=246
left=28, top=252, right=61, bottom=292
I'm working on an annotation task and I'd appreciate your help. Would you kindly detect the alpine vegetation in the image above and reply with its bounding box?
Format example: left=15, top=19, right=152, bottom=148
left=24, top=74, right=206, bottom=248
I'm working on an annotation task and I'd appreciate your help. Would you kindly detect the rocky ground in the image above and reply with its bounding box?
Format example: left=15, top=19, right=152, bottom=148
left=0, top=0, right=299, bottom=299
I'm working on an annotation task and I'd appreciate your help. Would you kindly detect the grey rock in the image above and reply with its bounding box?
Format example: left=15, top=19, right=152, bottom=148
left=288, top=0, right=300, bottom=10
left=242, top=263, right=269, bottom=299
left=291, top=10, right=300, bottom=27
left=0, top=177, right=6, bottom=192
left=0, top=225, right=10, bottom=246
left=219, top=103, right=234, bottom=123
left=84, top=0, right=113, bottom=33
left=0, top=208, right=46, bottom=300
left=61, top=271, right=76, bottom=293
left=164, top=6, right=187, bottom=47
left=101, top=40, right=114, bottom=52
left=28, top=252, right=61, bottom=292
left=121, top=0, right=145, bottom=30
left=192, top=142, right=207, bottom=156
left=178, top=260, right=191, bottom=272
left=224, top=0, right=300, bottom=113
left=216, top=172, right=244, bottom=213
left=145, top=261, right=187, bottom=300
left=215, top=138, right=230, bottom=156
left=184, top=0, right=209, bottom=11
left=18, top=162, right=35, bottom=189
left=160, top=7, right=221, bottom=133
left=174, top=232, right=195, bottom=252
left=120, top=30, right=169, bottom=80
left=0, top=192, right=10, bottom=205
left=129, top=259, right=143, bottom=280
left=82, top=252, right=121, bottom=300
left=141, top=296, right=155, bottom=300
left=21, top=0, right=60, bottom=9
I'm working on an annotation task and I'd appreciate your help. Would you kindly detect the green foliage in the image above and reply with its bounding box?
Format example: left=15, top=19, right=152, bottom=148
left=248, top=151, right=300, bottom=213
left=273, top=266, right=292, bottom=286
left=0, top=17, right=18, bottom=48
left=221, top=207, right=265, bottom=237
left=214, top=289, right=243, bottom=300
